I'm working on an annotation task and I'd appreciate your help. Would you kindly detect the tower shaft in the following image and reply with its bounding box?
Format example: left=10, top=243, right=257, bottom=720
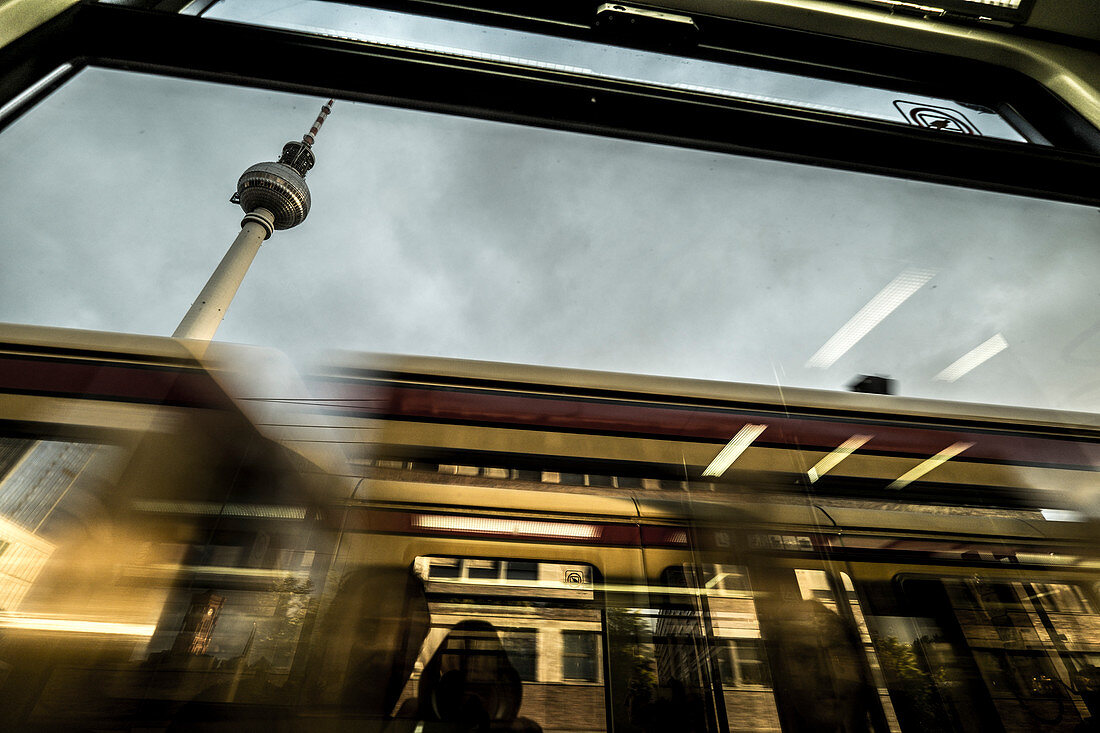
left=173, top=208, right=275, bottom=340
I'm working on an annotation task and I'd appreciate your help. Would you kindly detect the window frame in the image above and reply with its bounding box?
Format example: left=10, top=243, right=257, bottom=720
left=0, top=2, right=1099, bottom=206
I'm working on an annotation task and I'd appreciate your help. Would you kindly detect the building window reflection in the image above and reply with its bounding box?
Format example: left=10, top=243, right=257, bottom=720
left=563, top=631, right=599, bottom=681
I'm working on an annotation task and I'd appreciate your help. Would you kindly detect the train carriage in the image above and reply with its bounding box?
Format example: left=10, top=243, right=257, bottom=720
left=2, top=0, right=1100, bottom=730
left=0, top=325, right=1098, bottom=730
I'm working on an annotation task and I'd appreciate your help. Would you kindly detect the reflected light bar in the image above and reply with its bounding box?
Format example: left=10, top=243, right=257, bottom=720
left=806, top=268, right=934, bottom=369
left=132, top=500, right=307, bottom=520
left=807, top=434, right=873, bottom=483
left=0, top=64, right=72, bottom=123
left=1040, top=508, right=1086, bottom=523
left=934, top=333, right=1008, bottom=382
left=702, top=424, right=767, bottom=477
left=0, top=613, right=155, bottom=636
left=888, top=441, right=974, bottom=489
left=414, top=514, right=601, bottom=539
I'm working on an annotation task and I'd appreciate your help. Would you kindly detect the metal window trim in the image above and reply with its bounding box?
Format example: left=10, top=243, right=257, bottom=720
left=0, top=3, right=1098, bottom=206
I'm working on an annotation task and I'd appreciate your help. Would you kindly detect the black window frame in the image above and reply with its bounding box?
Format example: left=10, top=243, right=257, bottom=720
left=0, top=1, right=1099, bottom=206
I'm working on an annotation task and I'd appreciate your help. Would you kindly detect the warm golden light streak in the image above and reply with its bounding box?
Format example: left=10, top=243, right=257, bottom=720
left=702, top=424, right=767, bottom=477
left=414, top=514, right=601, bottom=539
left=888, top=441, right=974, bottom=489
left=0, top=613, right=155, bottom=636
left=807, top=434, right=873, bottom=483
left=120, top=564, right=313, bottom=580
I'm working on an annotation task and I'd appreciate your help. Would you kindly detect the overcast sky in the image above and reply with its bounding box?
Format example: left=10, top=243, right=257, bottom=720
left=1, top=24, right=1098, bottom=415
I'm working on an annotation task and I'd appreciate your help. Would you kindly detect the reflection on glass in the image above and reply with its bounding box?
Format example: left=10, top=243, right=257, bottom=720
left=407, top=556, right=605, bottom=731
left=860, top=575, right=1100, bottom=731
left=563, top=631, right=599, bottom=681
left=206, top=0, right=1031, bottom=142
left=5, top=67, right=1100, bottom=411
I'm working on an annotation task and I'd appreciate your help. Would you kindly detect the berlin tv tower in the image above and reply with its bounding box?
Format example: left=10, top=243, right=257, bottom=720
left=173, top=99, right=334, bottom=340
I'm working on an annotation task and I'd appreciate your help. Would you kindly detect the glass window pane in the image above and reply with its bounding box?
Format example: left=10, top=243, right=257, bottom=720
left=732, top=639, right=769, bottom=687
left=563, top=631, right=599, bottom=681
left=505, top=561, right=538, bottom=582
left=411, top=557, right=604, bottom=728
left=465, top=559, right=501, bottom=580
left=4, top=68, right=1098, bottom=413
left=206, top=0, right=1033, bottom=143
left=429, top=558, right=461, bottom=579
left=503, top=629, right=538, bottom=682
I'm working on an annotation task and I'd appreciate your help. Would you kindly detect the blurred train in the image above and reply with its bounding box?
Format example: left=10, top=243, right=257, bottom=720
left=4, top=0, right=1100, bottom=729
left=0, top=323, right=1099, bottom=732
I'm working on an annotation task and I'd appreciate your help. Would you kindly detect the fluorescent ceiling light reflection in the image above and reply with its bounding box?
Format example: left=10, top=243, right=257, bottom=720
left=702, top=424, right=767, bottom=477
left=414, top=514, right=601, bottom=539
left=934, top=333, right=1008, bottom=382
left=888, top=441, right=974, bottom=489
left=806, top=268, right=935, bottom=369
left=132, top=500, right=306, bottom=520
left=0, top=64, right=72, bottom=123
left=807, top=434, right=873, bottom=483
left=0, top=613, right=155, bottom=636
left=1040, top=508, right=1086, bottom=523
left=965, top=0, right=1021, bottom=7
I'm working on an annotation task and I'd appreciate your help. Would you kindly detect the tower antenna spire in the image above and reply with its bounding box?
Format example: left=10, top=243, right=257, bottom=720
left=303, top=98, right=334, bottom=147
left=174, top=98, right=335, bottom=341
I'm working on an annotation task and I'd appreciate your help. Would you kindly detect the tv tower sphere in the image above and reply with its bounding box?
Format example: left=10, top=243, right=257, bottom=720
left=232, top=99, right=333, bottom=231
left=174, top=99, right=334, bottom=342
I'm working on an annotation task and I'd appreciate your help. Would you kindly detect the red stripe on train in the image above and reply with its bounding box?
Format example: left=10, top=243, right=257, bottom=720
left=322, top=382, right=1100, bottom=469
left=0, top=355, right=231, bottom=409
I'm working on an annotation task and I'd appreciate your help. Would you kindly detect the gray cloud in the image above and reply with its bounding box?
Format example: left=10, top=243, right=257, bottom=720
left=1, top=66, right=1098, bottom=414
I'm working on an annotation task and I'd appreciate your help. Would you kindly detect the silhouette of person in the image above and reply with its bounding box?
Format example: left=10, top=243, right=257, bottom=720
left=758, top=598, right=876, bottom=733
left=413, top=620, right=541, bottom=732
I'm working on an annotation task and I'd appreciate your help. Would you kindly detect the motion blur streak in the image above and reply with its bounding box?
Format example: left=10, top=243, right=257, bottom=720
left=0, top=613, right=156, bottom=636
left=414, top=514, right=602, bottom=539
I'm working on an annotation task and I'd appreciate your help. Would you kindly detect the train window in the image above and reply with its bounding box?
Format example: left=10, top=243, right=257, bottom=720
left=0, top=436, right=123, bottom=613
left=857, top=574, right=1100, bottom=731
left=428, top=557, right=462, bottom=579
left=506, top=561, right=539, bottom=582
left=563, top=631, right=600, bottom=681
left=204, top=0, right=1035, bottom=143
left=502, top=628, right=538, bottom=682
left=650, top=559, right=912, bottom=732
left=409, top=556, right=606, bottom=730
left=650, top=564, right=779, bottom=731
left=702, top=564, right=751, bottom=594
left=559, top=472, right=587, bottom=486
left=1033, top=583, right=1093, bottom=615
left=417, top=556, right=595, bottom=599
left=2, top=64, right=1098, bottom=412
left=717, top=638, right=770, bottom=688
left=466, top=558, right=502, bottom=579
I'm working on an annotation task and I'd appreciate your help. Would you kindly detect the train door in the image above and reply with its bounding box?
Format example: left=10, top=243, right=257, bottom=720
left=639, top=505, right=900, bottom=733
left=855, top=570, right=1100, bottom=732
left=400, top=555, right=608, bottom=732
